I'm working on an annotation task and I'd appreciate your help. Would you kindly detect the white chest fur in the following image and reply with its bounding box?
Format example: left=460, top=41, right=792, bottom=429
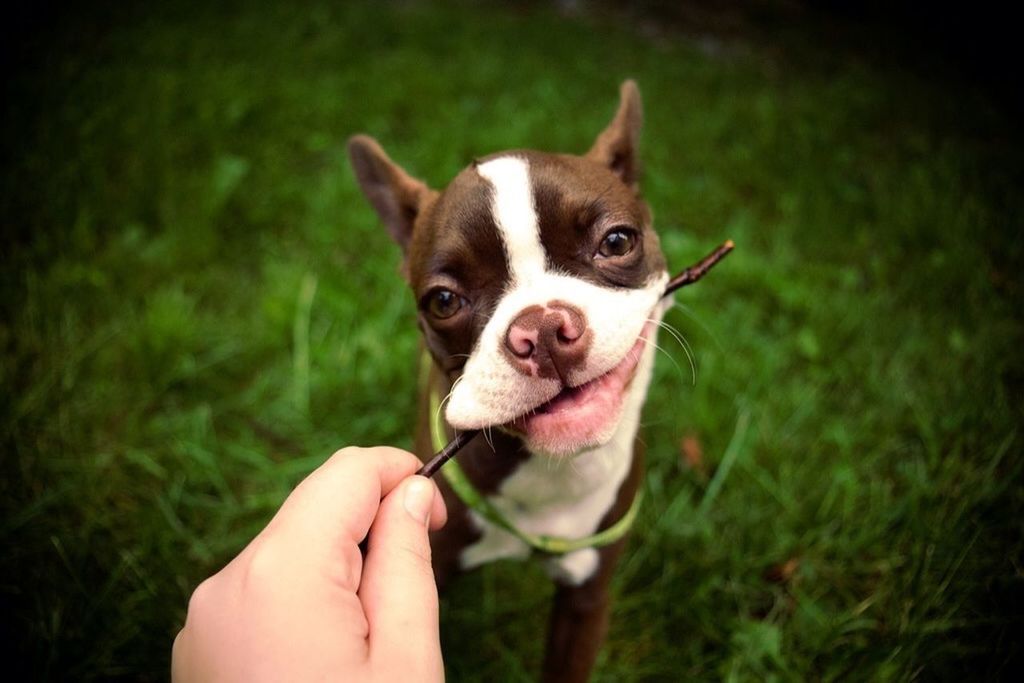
left=458, top=330, right=661, bottom=585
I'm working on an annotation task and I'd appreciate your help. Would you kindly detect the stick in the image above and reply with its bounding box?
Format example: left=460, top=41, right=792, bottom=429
left=416, top=239, right=735, bottom=478
left=663, top=240, right=734, bottom=295
left=416, top=428, right=480, bottom=478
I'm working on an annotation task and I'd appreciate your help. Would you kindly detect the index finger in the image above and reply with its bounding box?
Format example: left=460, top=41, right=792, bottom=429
left=268, top=446, right=421, bottom=550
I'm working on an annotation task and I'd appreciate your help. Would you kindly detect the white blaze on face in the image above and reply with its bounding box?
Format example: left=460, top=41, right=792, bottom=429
left=444, top=155, right=668, bottom=433
left=475, top=156, right=546, bottom=285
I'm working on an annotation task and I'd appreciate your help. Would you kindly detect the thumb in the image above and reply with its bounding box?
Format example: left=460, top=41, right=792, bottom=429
left=359, top=476, right=444, bottom=678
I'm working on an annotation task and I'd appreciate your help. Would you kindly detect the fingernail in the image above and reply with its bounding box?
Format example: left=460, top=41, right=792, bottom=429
left=403, top=477, right=433, bottom=526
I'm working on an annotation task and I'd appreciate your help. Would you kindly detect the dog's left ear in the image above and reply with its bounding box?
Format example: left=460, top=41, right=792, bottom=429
left=347, top=134, right=435, bottom=254
left=586, top=80, right=643, bottom=188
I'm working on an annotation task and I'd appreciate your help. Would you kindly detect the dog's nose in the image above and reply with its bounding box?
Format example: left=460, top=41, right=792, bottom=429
left=504, top=301, right=591, bottom=381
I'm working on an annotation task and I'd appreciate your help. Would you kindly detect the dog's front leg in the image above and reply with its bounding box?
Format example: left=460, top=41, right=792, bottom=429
left=542, top=539, right=626, bottom=683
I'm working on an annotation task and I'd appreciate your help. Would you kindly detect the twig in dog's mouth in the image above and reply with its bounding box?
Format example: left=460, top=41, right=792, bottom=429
left=416, top=239, right=735, bottom=479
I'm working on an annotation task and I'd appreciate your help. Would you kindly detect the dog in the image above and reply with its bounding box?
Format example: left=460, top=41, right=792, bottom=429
left=348, top=80, right=670, bottom=682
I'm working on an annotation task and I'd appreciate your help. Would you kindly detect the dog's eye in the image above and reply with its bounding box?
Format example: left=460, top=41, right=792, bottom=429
left=597, top=228, right=637, bottom=258
left=426, top=289, right=464, bottom=319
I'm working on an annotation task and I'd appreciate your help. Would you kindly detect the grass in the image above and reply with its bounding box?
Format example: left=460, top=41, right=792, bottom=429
left=2, top=0, right=1022, bottom=679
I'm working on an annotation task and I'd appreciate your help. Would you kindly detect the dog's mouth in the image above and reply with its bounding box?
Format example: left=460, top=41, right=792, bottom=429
left=504, top=321, right=653, bottom=456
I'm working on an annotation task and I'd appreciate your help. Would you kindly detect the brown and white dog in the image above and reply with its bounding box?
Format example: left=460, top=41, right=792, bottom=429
left=348, top=81, right=670, bottom=682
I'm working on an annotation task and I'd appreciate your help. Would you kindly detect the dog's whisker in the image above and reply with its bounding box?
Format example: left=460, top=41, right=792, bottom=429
left=641, top=328, right=688, bottom=385
left=645, top=337, right=686, bottom=382
left=655, top=318, right=696, bottom=362
left=668, top=303, right=725, bottom=352
left=436, top=374, right=466, bottom=429
left=569, top=456, right=584, bottom=476
left=647, top=318, right=697, bottom=385
left=439, top=377, right=460, bottom=410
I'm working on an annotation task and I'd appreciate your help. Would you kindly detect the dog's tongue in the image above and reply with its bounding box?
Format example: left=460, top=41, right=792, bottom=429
left=509, top=325, right=649, bottom=456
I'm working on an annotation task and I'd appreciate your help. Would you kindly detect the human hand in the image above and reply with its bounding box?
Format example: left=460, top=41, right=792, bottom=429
left=172, top=446, right=448, bottom=682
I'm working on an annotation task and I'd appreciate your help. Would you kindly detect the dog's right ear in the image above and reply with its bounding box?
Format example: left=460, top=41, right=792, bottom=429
left=347, top=134, right=434, bottom=253
left=586, top=80, right=643, bottom=189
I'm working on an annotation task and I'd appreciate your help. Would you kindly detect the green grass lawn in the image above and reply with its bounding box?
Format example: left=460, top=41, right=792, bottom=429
left=3, top=1, right=1022, bottom=680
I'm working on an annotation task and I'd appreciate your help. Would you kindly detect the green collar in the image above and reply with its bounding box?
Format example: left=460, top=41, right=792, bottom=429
left=426, top=366, right=641, bottom=555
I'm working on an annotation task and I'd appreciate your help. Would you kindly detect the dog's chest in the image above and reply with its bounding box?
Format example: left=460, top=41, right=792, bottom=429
left=458, top=438, right=632, bottom=585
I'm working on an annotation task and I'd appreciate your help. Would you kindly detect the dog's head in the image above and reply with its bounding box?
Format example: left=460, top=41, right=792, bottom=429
left=349, top=81, right=669, bottom=457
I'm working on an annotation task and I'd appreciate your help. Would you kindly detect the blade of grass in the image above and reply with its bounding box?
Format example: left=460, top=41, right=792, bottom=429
left=698, top=407, right=751, bottom=516
left=292, top=272, right=318, bottom=416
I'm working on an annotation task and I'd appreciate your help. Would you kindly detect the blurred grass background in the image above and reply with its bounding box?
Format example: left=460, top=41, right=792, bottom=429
left=2, top=0, right=1022, bottom=680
